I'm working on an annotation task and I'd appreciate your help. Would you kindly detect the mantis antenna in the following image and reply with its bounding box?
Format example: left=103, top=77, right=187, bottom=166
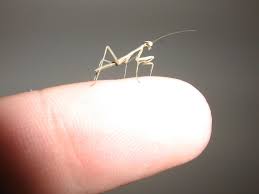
left=124, top=29, right=196, bottom=63
left=152, top=29, right=196, bottom=44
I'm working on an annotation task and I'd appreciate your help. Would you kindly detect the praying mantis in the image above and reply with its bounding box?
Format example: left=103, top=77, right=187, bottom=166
left=93, top=29, right=196, bottom=80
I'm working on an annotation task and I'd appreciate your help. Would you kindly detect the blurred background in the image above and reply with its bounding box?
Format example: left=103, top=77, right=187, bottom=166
left=0, top=0, right=258, bottom=193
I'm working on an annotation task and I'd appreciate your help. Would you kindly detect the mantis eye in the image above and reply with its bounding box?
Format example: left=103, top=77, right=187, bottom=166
left=144, top=41, right=153, bottom=48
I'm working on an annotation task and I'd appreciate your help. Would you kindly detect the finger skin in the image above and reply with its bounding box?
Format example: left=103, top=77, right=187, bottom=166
left=0, top=77, right=212, bottom=194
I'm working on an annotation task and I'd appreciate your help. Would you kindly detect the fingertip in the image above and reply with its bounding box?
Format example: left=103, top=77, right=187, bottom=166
left=38, top=76, right=212, bottom=192
left=59, top=76, right=212, bottom=192
left=0, top=76, right=212, bottom=194
left=171, top=77, right=212, bottom=161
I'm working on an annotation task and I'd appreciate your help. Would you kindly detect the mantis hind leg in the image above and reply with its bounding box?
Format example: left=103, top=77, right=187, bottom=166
left=95, top=46, right=118, bottom=80
left=94, top=71, right=100, bottom=81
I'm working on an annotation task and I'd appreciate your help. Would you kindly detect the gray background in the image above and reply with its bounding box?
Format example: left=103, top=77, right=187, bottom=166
left=0, top=0, right=258, bottom=193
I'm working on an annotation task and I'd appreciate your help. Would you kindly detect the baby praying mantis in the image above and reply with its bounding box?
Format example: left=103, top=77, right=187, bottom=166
left=93, top=29, right=196, bottom=80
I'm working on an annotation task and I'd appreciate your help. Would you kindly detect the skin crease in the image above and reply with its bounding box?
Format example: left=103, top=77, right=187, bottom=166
left=0, top=77, right=212, bottom=194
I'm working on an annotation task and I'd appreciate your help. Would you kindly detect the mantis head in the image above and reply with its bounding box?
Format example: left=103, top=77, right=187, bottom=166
left=144, top=41, right=153, bottom=50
